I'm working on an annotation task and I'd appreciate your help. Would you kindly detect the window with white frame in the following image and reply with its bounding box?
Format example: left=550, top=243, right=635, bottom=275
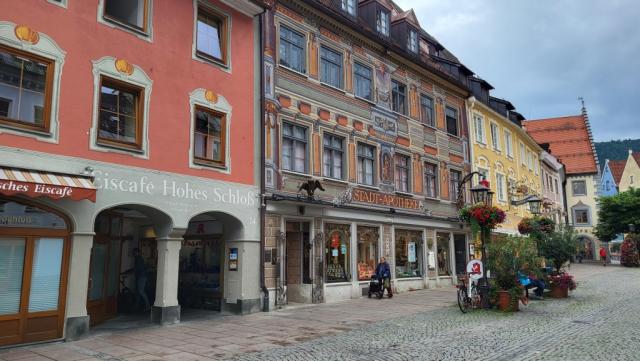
left=320, top=45, right=343, bottom=89
left=520, top=142, right=526, bottom=165
left=341, top=0, right=356, bottom=16
left=496, top=173, right=506, bottom=202
left=573, top=208, right=590, bottom=225
left=353, top=62, right=373, bottom=101
left=424, top=162, right=438, bottom=198
left=504, top=130, right=513, bottom=157
left=282, top=122, right=308, bottom=173
left=534, top=155, right=539, bottom=175
left=572, top=180, right=587, bottom=196
left=357, top=143, right=375, bottom=186
left=103, top=0, right=149, bottom=33
left=394, top=154, right=410, bottom=192
left=376, top=9, right=390, bottom=36
left=527, top=151, right=533, bottom=170
left=407, top=29, right=418, bottom=53
left=323, top=133, right=345, bottom=179
left=473, top=114, right=485, bottom=144
left=490, top=122, right=500, bottom=151
left=279, top=25, right=306, bottom=74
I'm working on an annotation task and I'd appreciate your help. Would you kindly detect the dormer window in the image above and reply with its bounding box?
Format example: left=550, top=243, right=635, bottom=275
left=376, top=10, right=390, bottom=36
left=341, top=0, right=356, bottom=16
left=408, top=30, right=418, bottom=53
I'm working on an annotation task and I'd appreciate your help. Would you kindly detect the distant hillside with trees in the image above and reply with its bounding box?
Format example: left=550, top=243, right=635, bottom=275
left=595, top=139, right=640, bottom=169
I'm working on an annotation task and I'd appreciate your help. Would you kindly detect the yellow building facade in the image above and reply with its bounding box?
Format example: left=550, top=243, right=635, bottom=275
left=466, top=95, right=543, bottom=235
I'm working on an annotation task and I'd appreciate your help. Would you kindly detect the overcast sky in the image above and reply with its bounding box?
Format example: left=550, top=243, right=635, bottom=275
left=395, top=0, right=640, bottom=142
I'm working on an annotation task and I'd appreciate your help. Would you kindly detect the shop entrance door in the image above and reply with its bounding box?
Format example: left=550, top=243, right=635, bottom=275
left=87, top=237, right=122, bottom=326
left=284, top=221, right=311, bottom=304
left=453, top=234, right=467, bottom=275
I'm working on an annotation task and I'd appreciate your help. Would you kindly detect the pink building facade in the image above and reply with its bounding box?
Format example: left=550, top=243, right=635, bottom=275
left=0, top=0, right=263, bottom=346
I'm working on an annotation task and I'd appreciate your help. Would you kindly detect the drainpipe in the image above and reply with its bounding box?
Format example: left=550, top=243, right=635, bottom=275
left=258, top=10, right=269, bottom=312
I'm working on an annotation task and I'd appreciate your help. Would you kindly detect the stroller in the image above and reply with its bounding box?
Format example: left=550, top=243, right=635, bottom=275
left=368, top=275, right=384, bottom=299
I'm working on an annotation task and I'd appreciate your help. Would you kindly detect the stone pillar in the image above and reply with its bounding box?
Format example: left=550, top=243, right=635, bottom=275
left=64, top=232, right=94, bottom=341
left=152, top=235, right=182, bottom=325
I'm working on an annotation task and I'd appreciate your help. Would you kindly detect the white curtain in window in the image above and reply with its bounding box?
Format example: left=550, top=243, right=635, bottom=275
left=28, top=238, right=64, bottom=312
left=0, top=238, right=25, bottom=315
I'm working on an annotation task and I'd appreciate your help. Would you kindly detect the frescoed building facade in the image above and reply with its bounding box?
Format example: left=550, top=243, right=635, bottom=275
left=261, top=0, right=478, bottom=309
left=524, top=106, right=602, bottom=260
left=0, top=0, right=264, bottom=347
left=466, top=78, right=544, bottom=235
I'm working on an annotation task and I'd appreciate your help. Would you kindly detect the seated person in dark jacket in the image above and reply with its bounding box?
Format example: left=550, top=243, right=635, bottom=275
left=375, top=257, right=393, bottom=298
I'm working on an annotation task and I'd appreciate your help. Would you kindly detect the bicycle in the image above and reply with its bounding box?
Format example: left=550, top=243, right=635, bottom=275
left=457, top=274, right=482, bottom=313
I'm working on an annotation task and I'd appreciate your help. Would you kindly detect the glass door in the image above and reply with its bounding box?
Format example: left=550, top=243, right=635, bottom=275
left=0, top=238, right=26, bottom=346
left=87, top=239, right=108, bottom=326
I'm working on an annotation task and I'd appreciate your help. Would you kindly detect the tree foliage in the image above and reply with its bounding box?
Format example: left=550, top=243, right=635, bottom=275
left=620, top=234, right=640, bottom=267
left=487, top=236, right=541, bottom=291
left=537, top=225, right=578, bottom=273
left=595, top=188, right=640, bottom=242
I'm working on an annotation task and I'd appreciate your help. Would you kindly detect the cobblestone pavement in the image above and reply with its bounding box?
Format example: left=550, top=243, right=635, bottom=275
left=1, top=264, right=637, bottom=361
left=234, top=264, right=640, bottom=361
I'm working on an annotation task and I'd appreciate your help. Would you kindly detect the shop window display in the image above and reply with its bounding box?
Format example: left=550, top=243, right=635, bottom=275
left=436, top=232, right=451, bottom=276
left=325, top=223, right=351, bottom=282
left=178, top=239, right=223, bottom=310
left=357, top=226, right=379, bottom=281
left=394, top=229, right=423, bottom=278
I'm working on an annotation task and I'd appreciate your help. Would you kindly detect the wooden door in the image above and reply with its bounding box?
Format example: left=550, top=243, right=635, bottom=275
left=0, top=234, right=70, bottom=347
left=87, top=237, right=121, bottom=326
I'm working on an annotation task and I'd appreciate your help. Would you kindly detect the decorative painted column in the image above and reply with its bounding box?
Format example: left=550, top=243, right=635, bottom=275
left=64, top=232, right=94, bottom=340
left=152, top=229, right=184, bottom=325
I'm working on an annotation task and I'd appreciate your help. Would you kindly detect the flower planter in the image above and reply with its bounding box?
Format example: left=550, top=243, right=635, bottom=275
left=497, top=290, right=519, bottom=311
left=549, top=285, right=569, bottom=298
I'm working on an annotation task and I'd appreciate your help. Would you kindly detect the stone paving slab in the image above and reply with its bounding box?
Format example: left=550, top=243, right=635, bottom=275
left=1, top=264, right=632, bottom=361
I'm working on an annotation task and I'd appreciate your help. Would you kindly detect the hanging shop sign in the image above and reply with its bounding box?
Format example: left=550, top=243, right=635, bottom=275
left=351, top=188, right=421, bottom=210
left=0, top=167, right=96, bottom=202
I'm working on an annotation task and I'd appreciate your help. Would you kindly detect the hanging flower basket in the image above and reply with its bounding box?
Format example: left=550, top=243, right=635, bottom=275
left=459, top=204, right=506, bottom=236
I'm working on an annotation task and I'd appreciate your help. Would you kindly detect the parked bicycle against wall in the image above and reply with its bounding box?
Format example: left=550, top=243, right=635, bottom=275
left=457, top=273, right=482, bottom=313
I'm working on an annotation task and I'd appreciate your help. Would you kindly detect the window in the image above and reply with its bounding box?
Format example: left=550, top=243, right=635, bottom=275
left=572, top=180, right=587, bottom=196
left=420, top=95, right=434, bottom=126
left=450, top=169, right=462, bottom=201
left=496, top=173, right=506, bottom=202
left=282, top=122, right=308, bottom=173
left=0, top=45, right=53, bottom=132
left=353, top=62, right=373, bottom=100
left=520, top=142, right=526, bottom=165
left=395, top=229, right=423, bottom=278
left=534, top=155, right=539, bottom=175
left=436, top=232, right=451, bottom=276
left=325, top=223, right=351, bottom=282
left=407, top=30, right=418, bottom=53
left=279, top=25, right=306, bottom=73
left=341, top=0, right=356, bottom=16
left=376, top=10, right=390, bottom=36
left=320, top=46, right=343, bottom=89
left=391, top=80, right=406, bottom=115
left=424, top=162, right=438, bottom=198
left=490, top=123, right=500, bottom=150
left=504, top=130, right=513, bottom=157
left=357, top=143, right=375, bottom=185
left=605, top=180, right=611, bottom=192
left=196, top=5, right=228, bottom=65
left=632, top=175, right=635, bottom=184
left=574, top=209, right=590, bottom=224
left=527, top=151, right=533, bottom=170
left=554, top=179, right=559, bottom=193
left=97, top=77, right=143, bottom=149
left=394, top=154, right=410, bottom=192
left=323, top=133, right=345, bottom=179
left=193, top=106, right=226, bottom=167
left=357, top=226, right=378, bottom=281
left=473, top=115, right=485, bottom=143
left=103, top=0, right=148, bottom=32
left=445, top=106, right=458, bottom=136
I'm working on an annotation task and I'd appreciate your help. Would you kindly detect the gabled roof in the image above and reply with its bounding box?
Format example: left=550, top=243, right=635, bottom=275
left=392, top=9, right=420, bottom=28
left=523, top=115, right=598, bottom=175
left=608, top=159, right=626, bottom=185
left=633, top=152, right=640, bottom=168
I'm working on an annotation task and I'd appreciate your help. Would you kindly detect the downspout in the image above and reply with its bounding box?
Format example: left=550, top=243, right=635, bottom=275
left=258, top=10, right=269, bottom=312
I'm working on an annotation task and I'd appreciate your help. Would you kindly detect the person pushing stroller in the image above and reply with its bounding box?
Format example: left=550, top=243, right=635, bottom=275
left=375, top=257, right=393, bottom=298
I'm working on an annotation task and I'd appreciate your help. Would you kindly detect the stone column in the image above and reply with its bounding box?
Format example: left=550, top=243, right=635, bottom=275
left=64, top=232, right=94, bottom=341
left=152, top=233, right=183, bottom=325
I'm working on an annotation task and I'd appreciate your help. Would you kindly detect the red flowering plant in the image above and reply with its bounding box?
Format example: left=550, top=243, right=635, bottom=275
left=459, top=203, right=507, bottom=236
left=548, top=273, right=577, bottom=290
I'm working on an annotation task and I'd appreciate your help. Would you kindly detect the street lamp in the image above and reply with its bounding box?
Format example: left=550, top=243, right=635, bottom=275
left=470, top=179, right=493, bottom=206
left=527, top=195, right=542, bottom=215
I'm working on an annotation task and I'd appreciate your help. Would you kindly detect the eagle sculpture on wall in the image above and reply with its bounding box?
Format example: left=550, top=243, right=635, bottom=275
left=298, top=180, right=325, bottom=199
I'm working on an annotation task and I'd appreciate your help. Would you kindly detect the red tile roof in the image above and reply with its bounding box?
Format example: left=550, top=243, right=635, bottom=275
left=633, top=152, right=640, bottom=168
left=608, top=160, right=626, bottom=184
left=523, top=115, right=598, bottom=175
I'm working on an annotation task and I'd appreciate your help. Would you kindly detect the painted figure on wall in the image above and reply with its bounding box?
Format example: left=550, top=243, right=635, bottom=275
left=381, top=152, right=392, bottom=183
left=375, top=62, right=391, bottom=107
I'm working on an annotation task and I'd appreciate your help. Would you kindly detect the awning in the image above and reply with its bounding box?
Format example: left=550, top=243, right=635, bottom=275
left=0, top=167, right=96, bottom=202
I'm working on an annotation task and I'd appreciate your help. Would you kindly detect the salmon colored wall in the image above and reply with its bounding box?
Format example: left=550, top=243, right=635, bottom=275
left=1, top=0, right=256, bottom=185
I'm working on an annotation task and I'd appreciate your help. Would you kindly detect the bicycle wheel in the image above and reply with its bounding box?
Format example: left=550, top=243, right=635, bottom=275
left=457, top=287, right=469, bottom=313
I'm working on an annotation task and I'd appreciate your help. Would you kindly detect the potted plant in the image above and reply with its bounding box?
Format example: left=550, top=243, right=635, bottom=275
left=547, top=273, right=576, bottom=298
left=487, top=236, right=540, bottom=311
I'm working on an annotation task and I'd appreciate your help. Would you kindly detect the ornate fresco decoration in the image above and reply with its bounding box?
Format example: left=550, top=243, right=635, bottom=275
left=90, top=56, right=152, bottom=158
left=0, top=21, right=66, bottom=143
left=375, top=61, right=392, bottom=107
left=188, top=88, right=233, bottom=174
left=380, top=148, right=394, bottom=184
